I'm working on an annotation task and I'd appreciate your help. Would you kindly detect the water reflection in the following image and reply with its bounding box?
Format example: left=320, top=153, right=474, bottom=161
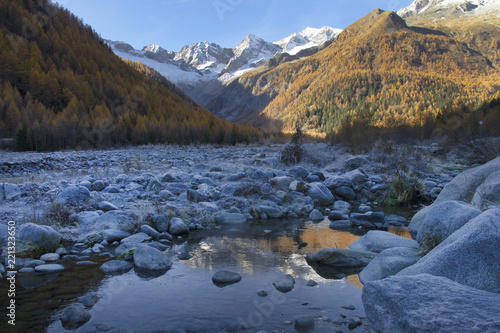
left=1, top=219, right=408, bottom=332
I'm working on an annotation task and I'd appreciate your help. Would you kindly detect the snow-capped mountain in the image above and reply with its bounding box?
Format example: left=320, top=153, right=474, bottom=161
left=275, top=26, right=342, bottom=55
left=398, top=0, right=500, bottom=18
left=107, top=26, right=341, bottom=97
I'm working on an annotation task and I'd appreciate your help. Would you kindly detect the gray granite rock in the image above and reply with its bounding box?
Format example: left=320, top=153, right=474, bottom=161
left=273, top=274, right=295, bottom=293
left=416, top=200, right=481, bottom=247
left=217, top=212, right=247, bottom=224
left=359, top=247, right=421, bottom=284
left=306, top=249, right=376, bottom=269
left=19, top=223, right=61, bottom=252
left=56, top=186, right=91, bottom=205
left=101, top=228, right=131, bottom=242
left=348, top=230, right=419, bottom=253
left=362, top=274, right=500, bottom=333
left=100, top=260, right=134, bottom=274
left=0, top=183, right=21, bottom=200
left=399, top=209, right=500, bottom=293
left=212, top=270, right=242, bottom=286
left=168, top=217, right=189, bottom=236
left=133, top=244, right=173, bottom=271
left=60, top=303, right=91, bottom=330
left=306, top=182, right=334, bottom=206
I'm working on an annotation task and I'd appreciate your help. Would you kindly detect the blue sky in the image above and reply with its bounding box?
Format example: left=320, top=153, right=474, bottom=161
left=58, top=0, right=415, bottom=51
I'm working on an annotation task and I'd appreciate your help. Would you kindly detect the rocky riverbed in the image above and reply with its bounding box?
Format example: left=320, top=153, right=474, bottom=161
left=0, top=142, right=486, bottom=332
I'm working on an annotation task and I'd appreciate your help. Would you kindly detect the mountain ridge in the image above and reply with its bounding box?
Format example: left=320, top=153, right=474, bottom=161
left=201, top=8, right=500, bottom=133
left=106, top=26, right=342, bottom=99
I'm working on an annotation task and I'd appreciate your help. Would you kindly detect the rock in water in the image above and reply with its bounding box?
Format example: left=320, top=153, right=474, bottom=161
left=306, top=248, right=376, bottom=269
left=348, top=230, right=419, bottom=253
left=133, top=245, right=173, bottom=271
left=273, top=274, right=295, bottom=292
left=212, top=270, right=242, bottom=286
left=398, top=209, right=500, bottom=293
left=100, top=260, right=134, bottom=274
left=362, top=274, right=500, bottom=333
left=60, top=303, right=91, bottom=330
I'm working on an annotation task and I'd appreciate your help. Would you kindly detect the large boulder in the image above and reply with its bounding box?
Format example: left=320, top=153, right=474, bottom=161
left=343, top=156, right=370, bottom=171
left=362, top=274, right=500, bottom=333
left=18, top=223, right=61, bottom=252
left=348, top=230, right=420, bottom=254
left=306, top=248, right=376, bottom=269
left=472, top=170, right=500, bottom=209
left=398, top=209, right=500, bottom=293
left=416, top=200, right=481, bottom=247
left=270, top=176, right=294, bottom=191
left=409, top=156, right=500, bottom=239
left=306, top=183, right=334, bottom=206
left=56, top=186, right=91, bottom=205
left=0, top=183, right=21, bottom=200
left=358, top=247, right=421, bottom=284
left=133, top=244, right=173, bottom=271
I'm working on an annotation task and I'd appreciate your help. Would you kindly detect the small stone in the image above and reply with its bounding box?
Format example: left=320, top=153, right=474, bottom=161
left=348, top=317, right=362, bottom=330
left=76, top=261, right=97, bottom=266
left=34, top=264, right=64, bottom=273
left=273, top=274, right=295, bottom=293
left=100, top=260, right=133, bottom=274
left=79, top=293, right=99, bottom=308
left=18, top=267, right=35, bottom=274
left=341, top=305, right=356, bottom=310
left=60, top=303, right=91, bottom=330
left=295, top=315, right=314, bottom=328
left=212, top=270, right=242, bottom=286
left=306, top=280, right=318, bottom=287
left=97, top=201, right=118, bottom=211
left=257, top=290, right=268, bottom=297
left=283, top=320, right=293, bottom=325
left=40, top=253, right=60, bottom=262
left=298, top=242, right=308, bottom=249
left=55, top=248, right=68, bottom=256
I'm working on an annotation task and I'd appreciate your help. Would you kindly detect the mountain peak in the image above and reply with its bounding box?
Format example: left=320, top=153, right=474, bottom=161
left=143, top=43, right=161, bottom=53
left=341, top=9, right=408, bottom=41
left=398, top=0, right=500, bottom=18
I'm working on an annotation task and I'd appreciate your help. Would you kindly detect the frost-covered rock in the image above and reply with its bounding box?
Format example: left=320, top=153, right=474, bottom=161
left=168, top=217, right=189, bottom=236
left=288, top=166, right=309, bottom=179
left=409, top=156, right=500, bottom=239
left=399, top=209, right=500, bottom=293
left=56, top=186, right=90, bottom=205
left=133, top=244, right=172, bottom=271
left=97, top=201, right=118, bottom=211
left=186, top=189, right=208, bottom=203
left=257, top=205, right=284, bottom=219
left=94, top=211, right=136, bottom=233
left=333, top=186, right=355, bottom=201
left=100, top=228, right=131, bottom=242
left=416, top=200, right=481, bottom=247
left=309, top=209, right=324, bottom=221
left=362, top=274, right=500, bottom=333
left=0, top=183, right=21, bottom=200
left=348, top=230, right=419, bottom=253
left=18, top=223, right=61, bottom=252
left=472, top=170, right=500, bottom=209
left=359, top=247, right=421, bottom=284
left=306, top=183, right=334, bottom=206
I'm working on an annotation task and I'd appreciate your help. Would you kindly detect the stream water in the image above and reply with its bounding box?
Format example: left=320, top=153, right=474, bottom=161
left=0, top=218, right=412, bottom=333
